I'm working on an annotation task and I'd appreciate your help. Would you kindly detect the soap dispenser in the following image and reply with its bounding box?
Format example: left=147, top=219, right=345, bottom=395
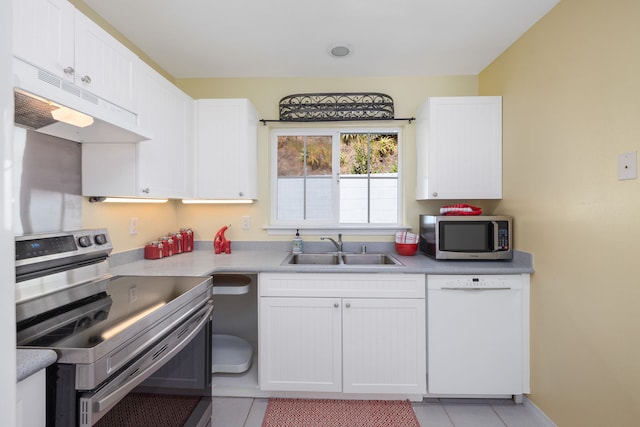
left=292, top=229, right=303, bottom=253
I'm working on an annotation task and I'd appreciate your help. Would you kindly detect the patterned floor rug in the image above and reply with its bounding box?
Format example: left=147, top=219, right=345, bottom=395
left=261, top=398, right=421, bottom=427
left=94, top=393, right=201, bottom=427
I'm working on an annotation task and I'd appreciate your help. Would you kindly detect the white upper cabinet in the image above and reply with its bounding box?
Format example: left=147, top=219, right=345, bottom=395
left=73, top=11, right=137, bottom=113
left=82, top=64, right=194, bottom=198
left=12, top=0, right=74, bottom=78
left=416, top=96, right=502, bottom=200
left=194, top=99, right=258, bottom=200
left=135, top=62, right=194, bottom=198
left=13, top=0, right=137, bottom=113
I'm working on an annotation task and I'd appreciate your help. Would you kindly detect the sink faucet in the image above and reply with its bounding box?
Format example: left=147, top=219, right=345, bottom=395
left=321, top=234, right=343, bottom=252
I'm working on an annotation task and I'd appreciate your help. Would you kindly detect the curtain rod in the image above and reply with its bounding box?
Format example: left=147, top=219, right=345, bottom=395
left=260, top=118, right=415, bottom=125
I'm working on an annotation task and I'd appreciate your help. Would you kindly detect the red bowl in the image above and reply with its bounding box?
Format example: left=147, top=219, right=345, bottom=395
left=395, top=243, right=418, bottom=256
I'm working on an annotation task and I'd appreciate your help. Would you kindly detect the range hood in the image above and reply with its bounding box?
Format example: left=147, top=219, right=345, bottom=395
left=13, top=58, right=151, bottom=143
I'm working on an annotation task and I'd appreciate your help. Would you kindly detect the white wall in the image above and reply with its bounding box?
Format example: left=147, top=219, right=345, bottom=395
left=1, top=0, right=17, bottom=425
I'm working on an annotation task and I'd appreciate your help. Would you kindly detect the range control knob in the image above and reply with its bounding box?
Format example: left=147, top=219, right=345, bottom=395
left=77, top=317, right=92, bottom=329
left=78, top=236, right=92, bottom=248
left=95, top=234, right=108, bottom=245
left=93, top=310, right=109, bottom=322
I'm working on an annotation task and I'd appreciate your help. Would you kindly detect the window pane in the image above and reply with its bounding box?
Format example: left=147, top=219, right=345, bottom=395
left=277, top=177, right=303, bottom=220
left=340, top=177, right=368, bottom=223
left=370, top=133, right=398, bottom=174
left=340, top=133, right=369, bottom=175
left=306, top=177, right=332, bottom=220
left=370, top=176, right=398, bottom=223
left=306, top=136, right=332, bottom=176
left=278, top=136, right=304, bottom=177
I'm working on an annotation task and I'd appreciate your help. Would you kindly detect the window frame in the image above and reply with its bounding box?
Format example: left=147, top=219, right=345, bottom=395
left=269, top=126, right=405, bottom=234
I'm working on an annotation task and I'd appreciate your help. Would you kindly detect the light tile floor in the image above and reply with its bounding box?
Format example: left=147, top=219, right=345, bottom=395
left=211, top=397, right=554, bottom=427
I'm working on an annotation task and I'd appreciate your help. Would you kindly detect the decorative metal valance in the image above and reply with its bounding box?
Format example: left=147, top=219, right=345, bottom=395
left=259, top=92, right=414, bottom=124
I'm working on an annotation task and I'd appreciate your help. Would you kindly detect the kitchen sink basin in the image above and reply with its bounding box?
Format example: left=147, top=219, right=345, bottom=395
left=281, top=252, right=403, bottom=266
left=285, top=253, right=341, bottom=265
left=341, top=253, right=400, bottom=265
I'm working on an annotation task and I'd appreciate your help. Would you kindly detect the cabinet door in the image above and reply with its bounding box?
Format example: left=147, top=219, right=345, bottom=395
left=342, top=298, right=426, bottom=394
left=427, top=277, right=524, bottom=395
left=259, top=297, right=342, bottom=392
left=416, top=96, right=502, bottom=200
left=195, top=99, right=258, bottom=199
left=136, top=62, right=193, bottom=198
left=74, top=11, right=137, bottom=113
left=12, top=0, right=75, bottom=80
left=82, top=143, right=137, bottom=197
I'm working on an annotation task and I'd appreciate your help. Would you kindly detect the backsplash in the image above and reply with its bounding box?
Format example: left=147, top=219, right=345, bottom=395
left=13, top=127, right=82, bottom=235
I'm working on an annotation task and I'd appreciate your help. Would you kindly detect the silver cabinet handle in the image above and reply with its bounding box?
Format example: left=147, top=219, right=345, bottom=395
left=345, top=302, right=351, bottom=308
left=334, top=303, right=339, bottom=308
left=81, top=75, right=92, bottom=84
left=63, top=66, right=75, bottom=76
left=142, top=188, right=150, bottom=194
left=238, top=191, right=244, bottom=197
left=432, top=192, right=438, bottom=197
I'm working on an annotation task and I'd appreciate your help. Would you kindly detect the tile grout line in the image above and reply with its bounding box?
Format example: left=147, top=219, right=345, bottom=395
left=242, top=398, right=257, bottom=427
left=438, top=398, right=458, bottom=427
left=489, top=403, right=509, bottom=427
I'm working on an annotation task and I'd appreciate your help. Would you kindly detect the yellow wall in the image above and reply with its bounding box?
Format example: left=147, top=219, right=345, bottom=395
left=82, top=199, right=180, bottom=252
left=480, top=0, right=640, bottom=425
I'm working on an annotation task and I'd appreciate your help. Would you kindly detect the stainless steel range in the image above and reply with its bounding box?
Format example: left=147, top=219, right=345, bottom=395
left=15, top=229, right=213, bottom=427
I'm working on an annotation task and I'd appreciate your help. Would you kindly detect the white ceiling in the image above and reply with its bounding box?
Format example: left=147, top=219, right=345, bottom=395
left=82, top=0, right=560, bottom=79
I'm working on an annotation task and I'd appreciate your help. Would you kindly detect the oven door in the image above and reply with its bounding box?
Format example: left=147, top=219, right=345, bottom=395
left=77, top=302, right=213, bottom=426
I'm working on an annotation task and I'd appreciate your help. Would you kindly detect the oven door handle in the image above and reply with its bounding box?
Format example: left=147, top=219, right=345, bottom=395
left=79, top=301, right=213, bottom=426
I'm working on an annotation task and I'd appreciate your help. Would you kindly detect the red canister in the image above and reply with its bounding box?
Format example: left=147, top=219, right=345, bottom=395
left=144, top=241, right=163, bottom=259
left=170, top=232, right=183, bottom=254
left=181, top=228, right=193, bottom=252
left=160, top=237, right=173, bottom=257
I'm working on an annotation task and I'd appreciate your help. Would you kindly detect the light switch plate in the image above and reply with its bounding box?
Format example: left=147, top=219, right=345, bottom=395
left=618, top=151, right=637, bottom=181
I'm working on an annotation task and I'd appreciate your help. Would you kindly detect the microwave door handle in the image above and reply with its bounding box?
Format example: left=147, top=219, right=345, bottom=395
left=491, top=221, right=499, bottom=252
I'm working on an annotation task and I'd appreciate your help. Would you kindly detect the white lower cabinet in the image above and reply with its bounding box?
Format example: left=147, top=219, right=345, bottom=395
left=258, top=273, right=426, bottom=396
left=17, top=370, right=46, bottom=427
left=259, top=296, right=342, bottom=392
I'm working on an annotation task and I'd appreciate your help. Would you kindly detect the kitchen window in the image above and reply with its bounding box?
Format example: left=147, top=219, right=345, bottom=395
left=270, top=128, right=401, bottom=230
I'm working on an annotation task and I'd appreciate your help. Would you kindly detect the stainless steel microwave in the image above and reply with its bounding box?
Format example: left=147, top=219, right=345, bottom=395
left=419, top=215, right=513, bottom=260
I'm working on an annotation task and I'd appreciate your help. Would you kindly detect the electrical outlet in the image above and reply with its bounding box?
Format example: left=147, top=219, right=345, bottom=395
left=241, top=216, right=251, bottom=230
left=129, top=286, right=137, bottom=303
left=618, top=151, right=637, bottom=181
left=129, top=217, right=138, bottom=235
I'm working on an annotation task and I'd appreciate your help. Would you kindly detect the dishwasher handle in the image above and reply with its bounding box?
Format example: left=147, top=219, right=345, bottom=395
left=441, top=286, right=512, bottom=291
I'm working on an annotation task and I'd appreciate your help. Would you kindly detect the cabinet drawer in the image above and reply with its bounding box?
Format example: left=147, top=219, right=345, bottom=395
left=259, top=273, right=425, bottom=298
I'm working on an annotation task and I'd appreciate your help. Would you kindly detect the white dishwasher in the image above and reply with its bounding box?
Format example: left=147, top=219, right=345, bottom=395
left=427, top=274, right=530, bottom=397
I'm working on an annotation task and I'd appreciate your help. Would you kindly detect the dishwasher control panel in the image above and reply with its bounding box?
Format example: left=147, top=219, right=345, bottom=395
left=428, top=274, right=524, bottom=290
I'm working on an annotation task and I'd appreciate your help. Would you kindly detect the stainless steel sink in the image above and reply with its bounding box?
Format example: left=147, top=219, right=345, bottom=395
left=341, top=253, right=401, bottom=265
left=285, top=253, right=341, bottom=265
left=281, top=252, right=403, bottom=266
